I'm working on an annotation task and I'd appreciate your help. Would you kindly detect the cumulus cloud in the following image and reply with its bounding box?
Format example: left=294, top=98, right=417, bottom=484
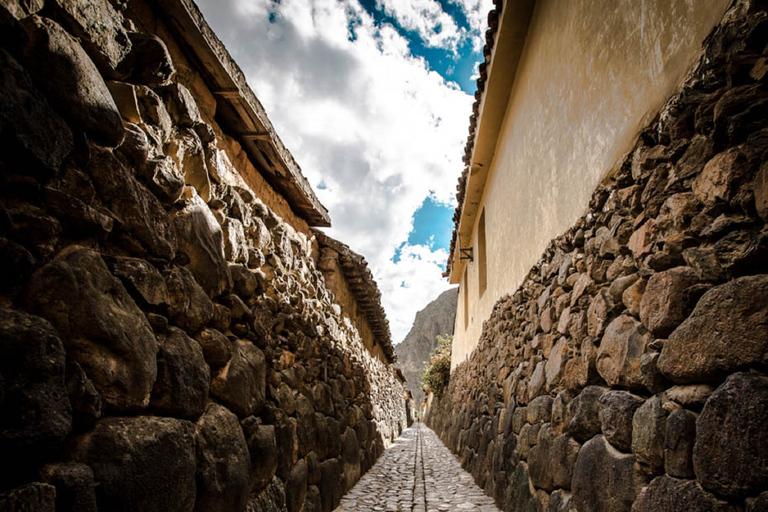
left=376, top=0, right=463, bottom=51
left=197, top=0, right=487, bottom=342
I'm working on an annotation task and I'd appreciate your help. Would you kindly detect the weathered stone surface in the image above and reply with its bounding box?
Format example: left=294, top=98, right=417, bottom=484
left=504, top=462, right=536, bottom=512
left=694, top=372, right=768, bottom=499
left=664, top=408, right=696, bottom=478
left=167, top=128, right=211, bottom=202
left=320, top=458, right=343, bottom=512
left=639, top=267, right=698, bottom=338
left=632, top=476, right=736, bottom=512
left=622, top=277, right=646, bottom=317
left=0, top=308, right=71, bottom=458
left=549, top=490, right=576, bottom=512
left=164, top=266, right=214, bottom=335
left=755, top=162, right=768, bottom=222
left=160, top=82, right=202, bottom=127
left=65, top=361, right=103, bottom=428
left=247, top=476, right=287, bottom=512
left=22, top=16, right=123, bottom=147
left=211, top=339, right=266, bottom=418
left=528, top=424, right=580, bottom=491
left=194, top=403, right=250, bottom=512
left=150, top=327, right=209, bottom=419
left=567, top=386, right=607, bottom=442
left=43, top=187, right=114, bottom=237
left=631, top=396, right=666, bottom=475
left=286, top=459, right=308, bottom=512
left=340, top=427, right=361, bottom=492
left=26, top=247, right=157, bottom=411
left=596, top=315, right=652, bottom=390
left=0, top=483, right=56, bottom=512
left=223, top=218, right=249, bottom=264
left=0, top=48, right=73, bottom=177
left=87, top=147, right=175, bottom=259
left=107, top=256, right=169, bottom=309
left=138, top=157, right=185, bottom=205
left=526, top=395, right=554, bottom=424
left=572, top=435, right=646, bottom=512
left=242, top=420, right=278, bottom=492
left=135, top=84, right=172, bottom=143
left=658, top=275, right=768, bottom=383
left=70, top=416, right=196, bottom=512
left=598, top=390, right=643, bottom=453
left=664, top=385, right=713, bottom=410
left=48, top=0, right=130, bottom=71
left=172, top=194, right=231, bottom=297
left=39, top=462, right=97, bottom=512
left=194, top=327, right=232, bottom=368
left=692, top=148, right=750, bottom=205
left=117, top=32, right=175, bottom=87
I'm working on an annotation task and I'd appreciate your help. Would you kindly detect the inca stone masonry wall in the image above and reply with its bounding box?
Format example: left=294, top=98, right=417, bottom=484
left=0, top=0, right=407, bottom=511
left=427, top=2, right=768, bottom=511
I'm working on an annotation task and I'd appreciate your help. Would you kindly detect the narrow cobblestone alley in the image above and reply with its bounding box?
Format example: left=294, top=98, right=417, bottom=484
left=335, top=424, right=500, bottom=512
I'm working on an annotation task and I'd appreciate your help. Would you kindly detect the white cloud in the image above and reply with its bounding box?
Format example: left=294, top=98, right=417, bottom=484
left=197, top=0, right=472, bottom=342
left=450, top=0, right=495, bottom=51
left=376, top=0, right=463, bottom=51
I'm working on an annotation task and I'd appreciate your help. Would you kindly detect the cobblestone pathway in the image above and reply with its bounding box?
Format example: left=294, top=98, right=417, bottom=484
left=335, top=423, right=500, bottom=512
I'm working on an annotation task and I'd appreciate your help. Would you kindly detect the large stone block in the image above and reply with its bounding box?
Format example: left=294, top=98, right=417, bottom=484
left=664, top=408, right=696, bottom=478
left=658, top=275, right=768, bottom=383
left=0, top=308, right=71, bottom=460
left=0, top=483, right=56, bottom=512
left=164, top=266, right=214, bottom=336
left=194, top=404, right=251, bottom=512
left=87, top=147, right=176, bottom=260
left=47, top=0, right=130, bottom=71
left=639, top=267, right=698, bottom=338
left=572, top=435, right=646, bottom=512
left=70, top=416, right=196, bottom=512
left=22, top=15, right=124, bottom=147
left=528, top=424, right=580, bottom=491
left=694, top=372, right=768, bottom=499
left=150, top=327, right=210, bottom=419
left=596, top=315, right=652, bottom=390
left=26, top=247, right=157, bottom=412
left=242, top=420, right=277, bottom=492
left=632, top=476, right=737, bottom=512
left=0, top=48, right=73, bottom=177
left=567, top=386, right=607, bottom=443
left=116, top=32, right=175, bottom=87
left=172, top=193, right=232, bottom=297
left=210, top=339, right=266, bottom=418
left=39, top=462, right=97, bottom=512
left=598, top=390, right=643, bottom=453
left=631, top=396, right=666, bottom=475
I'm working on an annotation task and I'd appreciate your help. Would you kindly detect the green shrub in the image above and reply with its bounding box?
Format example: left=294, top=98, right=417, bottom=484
left=421, top=334, right=452, bottom=398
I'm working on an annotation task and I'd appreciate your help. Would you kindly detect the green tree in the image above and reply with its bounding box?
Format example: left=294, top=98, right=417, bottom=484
left=421, top=334, right=452, bottom=398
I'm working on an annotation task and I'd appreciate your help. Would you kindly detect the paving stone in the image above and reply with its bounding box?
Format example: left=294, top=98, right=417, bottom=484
left=334, top=423, right=500, bottom=512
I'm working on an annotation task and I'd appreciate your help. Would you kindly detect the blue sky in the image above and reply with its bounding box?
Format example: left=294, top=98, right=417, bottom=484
left=197, top=0, right=491, bottom=341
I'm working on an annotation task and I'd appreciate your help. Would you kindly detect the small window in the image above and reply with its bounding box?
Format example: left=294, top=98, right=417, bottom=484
left=478, top=209, right=487, bottom=296
left=463, top=266, right=469, bottom=329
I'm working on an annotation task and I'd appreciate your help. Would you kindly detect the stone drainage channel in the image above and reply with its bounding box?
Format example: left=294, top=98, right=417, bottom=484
left=335, top=423, right=500, bottom=512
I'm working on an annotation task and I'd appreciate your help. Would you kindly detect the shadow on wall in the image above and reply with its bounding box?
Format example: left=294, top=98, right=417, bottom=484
left=428, top=1, right=768, bottom=511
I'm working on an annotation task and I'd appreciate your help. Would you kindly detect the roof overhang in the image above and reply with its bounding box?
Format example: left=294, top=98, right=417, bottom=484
left=158, top=0, right=331, bottom=227
left=448, top=0, right=536, bottom=283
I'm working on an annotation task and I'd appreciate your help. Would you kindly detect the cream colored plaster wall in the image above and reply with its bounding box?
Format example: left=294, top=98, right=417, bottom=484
left=451, top=0, right=730, bottom=369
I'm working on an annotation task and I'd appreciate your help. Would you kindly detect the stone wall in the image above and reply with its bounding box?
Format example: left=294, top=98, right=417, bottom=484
left=0, top=1, right=406, bottom=511
left=427, top=2, right=768, bottom=511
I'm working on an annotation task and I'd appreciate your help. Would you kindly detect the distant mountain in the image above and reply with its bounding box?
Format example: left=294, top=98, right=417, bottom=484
left=395, top=288, right=458, bottom=408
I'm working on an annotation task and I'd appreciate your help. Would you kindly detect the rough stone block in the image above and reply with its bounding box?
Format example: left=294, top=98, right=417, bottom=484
left=694, top=372, right=768, bottom=499
left=26, top=246, right=157, bottom=412
left=596, top=315, right=652, bottom=390
left=194, top=403, right=251, bottom=512
left=631, top=396, right=666, bottom=475
left=639, top=267, right=698, bottom=338
left=598, top=390, right=643, bottom=453
left=70, top=416, right=196, bottom=512
left=22, top=15, right=124, bottom=147
left=210, top=339, right=266, bottom=418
